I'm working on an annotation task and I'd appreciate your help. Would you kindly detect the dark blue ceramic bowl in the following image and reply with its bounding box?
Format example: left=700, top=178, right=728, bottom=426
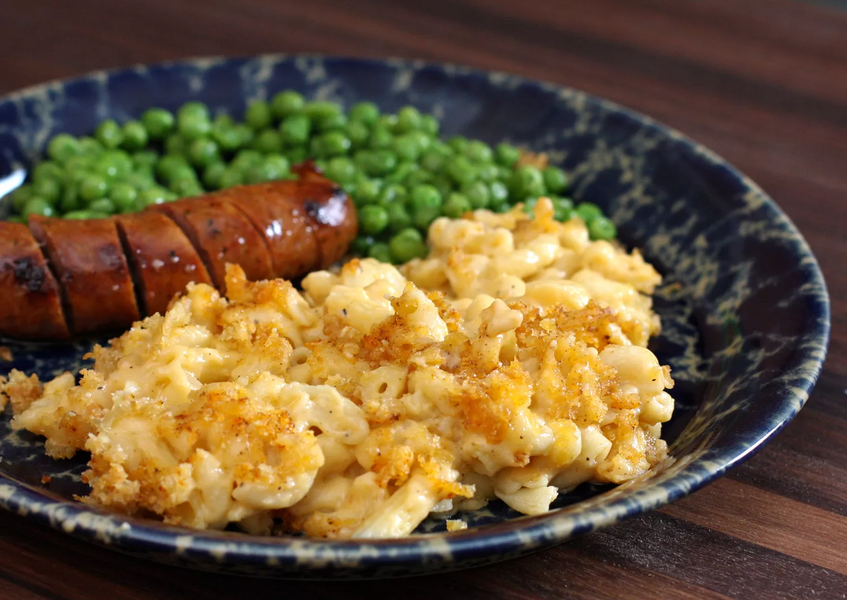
left=0, top=55, right=830, bottom=579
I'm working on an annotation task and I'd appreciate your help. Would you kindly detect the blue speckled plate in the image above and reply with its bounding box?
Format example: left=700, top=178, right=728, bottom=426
left=0, top=55, right=830, bottom=579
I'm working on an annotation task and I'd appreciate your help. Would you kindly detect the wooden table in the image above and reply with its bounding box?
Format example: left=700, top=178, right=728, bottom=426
left=1, top=0, right=846, bottom=598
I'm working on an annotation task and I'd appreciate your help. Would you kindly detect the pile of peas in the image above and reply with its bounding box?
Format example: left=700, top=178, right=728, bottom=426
left=4, top=93, right=617, bottom=265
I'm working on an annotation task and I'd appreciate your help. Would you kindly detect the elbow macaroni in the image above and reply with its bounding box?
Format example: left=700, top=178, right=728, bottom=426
left=0, top=199, right=673, bottom=539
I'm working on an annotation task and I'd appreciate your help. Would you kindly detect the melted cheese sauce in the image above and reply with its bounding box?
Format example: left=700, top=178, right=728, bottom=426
left=1, top=199, right=674, bottom=538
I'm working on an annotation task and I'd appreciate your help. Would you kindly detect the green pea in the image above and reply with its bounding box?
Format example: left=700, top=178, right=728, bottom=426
left=445, top=156, right=477, bottom=187
left=178, top=101, right=210, bottom=121
left=87, top=197, right=116, bottom=214
left=95, top=150, right=133, bottom=180
left=392, top=134, right=421, bottom=162
left=304, top=101, right=342, bottom=124
left=271, top=90, right=305, bottom=119
left=325, top=157, right=357, bottom=184
left=349, top=101, right=380, bottom=126
left=512, top=165, right=545, bottom=198
left=345, top=120, right=370, bottom=148
left=464, top=140, right=493, bottom=163
left=109, top=183, right=139, bottom=213
left=420, top=114, right=439, bottom=137
left=431, top=175, right=453, bottom=201
left=368, top=126, right=393, bottom=150
left=410, top=184, right=442, bottom=210
left=543, top=166, right=569, bottom=194
left=285, top=147, right=308, bottom=166
left=32, top=178, right=61, bottom=204
left=354, top=150, right=395, bottom=177
left=404, top=170, right=432, bottom=189
left=164, top=133, right=187, bottom=156
left=277, top=114, right=310, bottom=147
left=78, top=136, right=104, bottom=157
left=63, top=155, right=94, bottom=177
left=317, top=131, right=351, bottom=157
left=170, top=177, right=203, bottom=197
left=385, top=161, right=418, bottom=185
left=551, top=196, right=575, bottom=221
left=79, top=175, right=109, bottom=202
left=490, top=181, right=509, bottom=205
left=420, top=150, right=446, bottom=174
left=477, top=163, right=499, bottom=183
left=495, top=143, right=521, bottom=167
left=252, top=129, right=283, bottom=154
left=389, top=228, right=427, bottom=263
left=142, top=108, right=176, bottom=140
left=11, top=185, right=33, bottom=212
left=386, top=202, right=413, bottom=232
left=367, top=242, right=392, bottom=264
left=177, top=103, right=211, bottom=140
left=59, top=183, right=82, bottom=212
left=232, top=149, right=263, bottom=171
left=395, top=106, right=422, bottom=133
left=576, top=202, right=603, bottom=223
left=188, top=138, right=221, bottom=167
left=218, top=167, right=244, bottom=189
left=589, top=216, right=617, bottom=240
left=351, top=235, right=376, bottom=256
left=378, top=184, right=407, bottom=207
left=63, top=210, right=96, bottom=220
left=156, top=155, right=191, bottom=181
left=448, top=136, right=469, bottom=154
left=95, top=119, right=123, bottom=149
left=244, top=101, right=271, bottom=130
left=443, top=193, right=472, bottom=219
left=213, top=113, right=234, bottom=128
left=212, top=122, right=242, bottom=151
left=246, top=155, right=290, bottom=184
left=202, top=162, right=227, bottom=190
left=523, top=197, right=540, bottom=215
left=264, top=154, right=291, bottom=176
left=132, top=150, right=159, bottom=170
left=354, top=179, right=382, bottom=206
left=121, top=120, right=148, bottom=151
left=138, top=187, right=172, bottom=207
left=375, top=114, right=396, bottom=131
left=33, top=161, right=65, bottom=183
left=358, top=205, right=389, bottom=235
left=491, top=200, right=511, bottom=213
left=122, top=171, right=156, bottom=192
left=317, top=112, right=347, bottom=132
left=47, top=134, right=81, bottom=163
left=462, top=180, right=491, bottom=210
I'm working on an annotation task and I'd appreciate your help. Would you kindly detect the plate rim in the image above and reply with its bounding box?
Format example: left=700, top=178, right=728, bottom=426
left=0, top=52, right=831, bottom=576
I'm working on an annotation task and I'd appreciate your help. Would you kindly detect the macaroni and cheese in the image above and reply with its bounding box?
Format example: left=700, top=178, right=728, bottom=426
left=0, top=199, right=674, bottom=538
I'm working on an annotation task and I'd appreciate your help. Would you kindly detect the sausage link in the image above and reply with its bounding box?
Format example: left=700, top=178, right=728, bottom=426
left=0, top=222, right=70, bottom=340
left=1, top=169, right=357, bottom=340
left=219, top=181, right=322, bottom=278
left=150, top=198, right=275, bottom=289
left=29, top=217, right=140, bottom=335
left=115, top=212, right=213, bottom=316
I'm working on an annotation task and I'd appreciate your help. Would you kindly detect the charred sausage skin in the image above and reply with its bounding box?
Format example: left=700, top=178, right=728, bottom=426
left=0, top=169, right=357, bottom=340
left=29, top=217, right=141, bottom=336
left=0, top=223, right=70, bottom=340
left=115, top=212, right=213, bottom=316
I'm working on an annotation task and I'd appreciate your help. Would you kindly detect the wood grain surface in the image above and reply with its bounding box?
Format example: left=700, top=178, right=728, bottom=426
left=1, top=0, right=846, bottom=598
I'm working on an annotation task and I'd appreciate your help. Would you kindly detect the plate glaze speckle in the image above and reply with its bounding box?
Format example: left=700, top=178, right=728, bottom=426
left=0, top=55, right=830, bottom=579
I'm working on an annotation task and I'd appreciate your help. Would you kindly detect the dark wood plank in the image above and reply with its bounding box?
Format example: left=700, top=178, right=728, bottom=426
left=0, top=0, right=844, bottom=598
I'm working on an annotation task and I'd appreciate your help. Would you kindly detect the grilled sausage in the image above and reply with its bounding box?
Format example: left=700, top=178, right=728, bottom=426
left=115, top=212, right=213, bottom=316
left=29, top=217, right=140, bottom=335
left=0, top=169, right=357, bottom=340
left=150, top=197, right=275, bottom=289
left=0, top=222, right=70, bottom=340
